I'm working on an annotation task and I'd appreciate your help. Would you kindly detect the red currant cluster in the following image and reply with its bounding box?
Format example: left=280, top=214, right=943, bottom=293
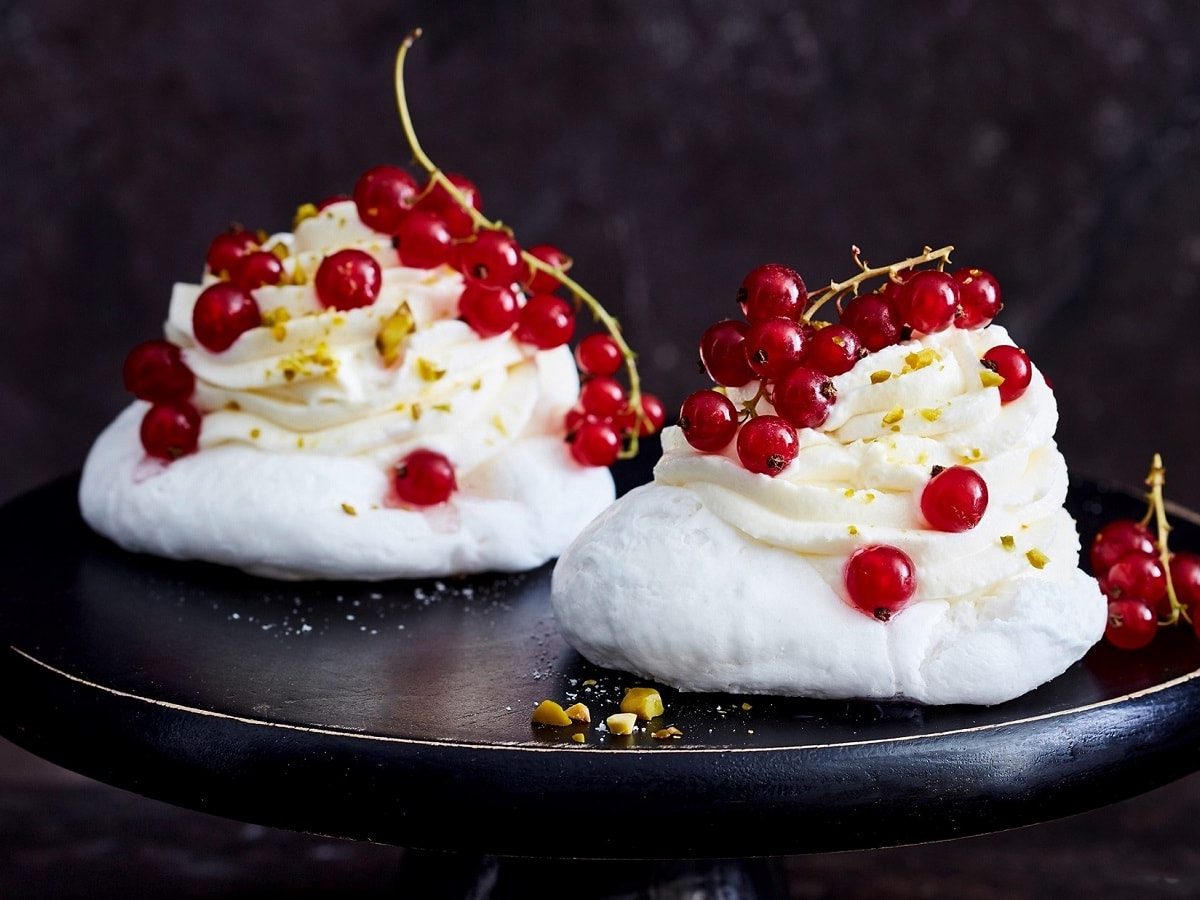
left=1095, top=455, right=1200, bottom=650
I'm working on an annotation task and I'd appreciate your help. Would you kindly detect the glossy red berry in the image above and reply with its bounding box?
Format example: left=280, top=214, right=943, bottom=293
left=459, top=231, right=524, bottom=288
left=844, top=545, right=917, bottom=621
left=140, top=401, right=202, bottom=460
left=1090, top=519, right=1156, bottom=574
left=981, top=345, right=1033, bottom=403
left=699, top=320, right=756, bottom=387
left=921, top=465, right=988, bottom=532
left=1105, top=552, right=1166, bottom=605
left=678, top=390, right=738, bottom=453
left=416, top=173, right=481, bottom=239
left=841, top=294, right=901, bottom=352
left=807, top=324, right=863, bottom=377
left=772, top=366, right=836, bottom=429
left=123, top=340, right=194, bottom=402
left=575, top=333, right=622, bottom=377
left=192, top=283, right=261, bottom=352
left=579, top=377, right=627, bottom=419
left=1171, top=552, right=1200, bottom=617
left=205, top=228, right=259, bottom=276
left=952, top=268, right=1002, bottom=329
left=897, top=270, right=959, bottom=333
left=230, top=250, right=285, bottom=291
left=569, top=420, right=621, bottom=467
left=353, top=165, right=419, bottom=234
left=314, top=249, right=383, bottom=310
left=635, top=393, right=666, bottom=436
left=393, top=449, right=457, bottom=506
left=524, top=245, right=572, bottom=294
left=743, top=317, right=809, bottom=381
left=737, top=264, right=808, bottom=322
left=458, top=283, right=520, bottom=336
left=1105, top=598, right=1157, bottom=650
left=737, top=415, right=799, bottom=476
left=394, top=210, right=454, bottom=269
left=515, top=294, right=575, bottom=348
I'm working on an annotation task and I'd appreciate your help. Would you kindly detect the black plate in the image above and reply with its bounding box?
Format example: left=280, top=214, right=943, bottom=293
left=3, top=449, right=1200, bottom=858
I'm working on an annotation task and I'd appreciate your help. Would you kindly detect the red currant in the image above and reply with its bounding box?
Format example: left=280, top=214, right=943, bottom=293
left=1105, top=552, right=1166, bottom=605
left=192, top=283, right=261, bottom=352
left=416, top=173, right=481, bottom=239
left=393, top=449, right=456, bottom=506
left=575, top=333, right=622, bottom=377
left=952, top=268, right=1002, bottom=329
left=981, top=345, right=1033, bottom=403
left=1105, top=598, right=1157, bottom=650
left=394, top=210, right=454, bottom=269
left=123, top=340, right=194, bottom=402
left=524, top=245, right=572, bottom=294
left=140, top=400, right=202, bottom=460
left=897, top=270, right=959, bottom=333
left=743, top=317, right=809, bottom=381
left=737, top=415, right=798, bottom=476
left=840, top=294, right=901, bottom=352
left=458, top=283, right=520, bottom=336
left=737, top=264, right=807, bottom=322
left=699, top=320, right=756, bottom=387
left=772, top=366, right=836, bottom=429
left=579, top=377, right=626, bottom=418
left=230, top=250, right=284, bottom=291
left=459, top=231, right=524, bottom=288
left=316, top=194, right=349, bottom=211
left=678, top=390, right=738, bottom=452
left=1090, top=519, right=1156, bottom=574
left=569, top=420, right=621, bottom=467
left=353, top=165, right=419, bottom=234
left=315, top=249, right=383, bottom=310
left=807, top=324, right=863, bottom=377
left=205, top=228, right=259, bottom=276
left=515, top=294, right=575, bottom=349
left=844, top=544, right=917, bottom=621
left=635, top=393, right=666, bottom=436
left=921, top=465, right=988, bottom=532
left=1171, top=552, right=1200, bottom=617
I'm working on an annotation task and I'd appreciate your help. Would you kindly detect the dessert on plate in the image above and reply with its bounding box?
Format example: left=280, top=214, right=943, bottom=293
left=553, top=246, right=1107, bottom=705
left=80, top=32, right=660, bottom=581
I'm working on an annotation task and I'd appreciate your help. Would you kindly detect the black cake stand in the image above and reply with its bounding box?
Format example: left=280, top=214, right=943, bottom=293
left=4, top=441, right=1200, bottom=892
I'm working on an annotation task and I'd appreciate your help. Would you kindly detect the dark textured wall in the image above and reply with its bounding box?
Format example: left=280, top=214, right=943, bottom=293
left=3, top=1, right=1200, bottom=505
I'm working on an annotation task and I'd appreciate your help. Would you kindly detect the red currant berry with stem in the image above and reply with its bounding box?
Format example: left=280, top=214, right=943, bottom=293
left=417, top=173, right=481, bottom=239
left=981, top=345, right=1033, bottom=403
left=524, top=245, right=572, bottom=294
left=230, top=251, right=285, bottom=291
left=316, top=194, right=349, bottom=211
left=844, top=544, right=917, bottom=622
left=575, top=333, right=623, bottom=377
left=743, top=317, right=809, bottom=380
left=192, top=284, right=261, bottom=352
left=737, top=264, right=808, bottom=322
left=393, top=449, right=457, bottom=506
left=206, top=228, right=259, bottom=276
left=1105, top=598, right=1157, bottom=650
left=635, top=393, right=666, bottom=436
left=1090, top=519, right=1156, bottom=574
left=315, top=249, right=383, bottom=310
left=772, top=366, right=836, bottom=429
left=569, top=420, right=621, bottom=467
left=897, top=270, right=959, bottom=333
left=458, top=283, right=520, bottom=336
left=699, top=320, right=755, bottom=387
left=807, top=324, right=863, bottom=377
left=1105, top=552, right=1167, bottom=605
left=140, top=401, right=201, bottom=460
left=841, top=294, right=901, bottom=352
left=1170, top=552, right=1200, bottom=616
left=952, top=268, right=1002, bottom=329
left=123, top=340, right=195, bottom=402
left=921, top=465, right=988, bottom=532
left=459, top=230, right=524, bottom=288
left=515, top=294, right=575, bottom=348
left=678, top=390, right=738, bottom=452
left=579, top=376, right=627, bottom=419
left=737, top=415, right=799, bottom=476
left=394, top=210, right=454, bottom=269
left=353, top=165, right=419, bottom=234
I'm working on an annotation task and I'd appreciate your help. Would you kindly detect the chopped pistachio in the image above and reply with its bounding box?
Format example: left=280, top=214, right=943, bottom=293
left=376, top=302, right=415, bottom=365
left=432, top=402, right=452, bottom=413
left=740, top=702, right=752, bottom=711
left=651, top=726, right=683, bottom=740
left=620, top=687, right=664, bottom=721
left=844, top=488, right=856, bottom=498
left=410, top=403, right=422, bottom=421
left=531, top=700, right=572, bottom=727
left=1026, top=548, right=1050, bottom=569
left=250, top=428, right=261, bottom=440
left=1001, top=535, right=1016, bottom=551
left=292, top=202, right=319, bottom=230
left=864, top=493, right=876, bottom=503
left=581, top=679, right=598, bottom=687
left=564, top=702, right=591, bottom=724
left=270, top=242, right=290, bottom=261
left=606, top=712, right=638, bottom=735
left=980, top=369, right=1006, bottom=388
left=492, top=414, right=508, bottom=436
left=882, top=407, right=904, bottom=426
left=870, top=370, right=892, bottom=384
left=903, top=348, right=941, bottom=372
left=971, top=448, right=982, bottom=459
left=919, top=408, right=942, bottom=422
left=416, top=357, right=446, bottom=381
left=290, top=266, right=308, bottom=286
left=341, top=503, right=358, bottom=516
left=848, top=525, right=859, bottom=536
left=890, top=425, right=901, bottom=432
left=571, top=733, right=586, bottom=744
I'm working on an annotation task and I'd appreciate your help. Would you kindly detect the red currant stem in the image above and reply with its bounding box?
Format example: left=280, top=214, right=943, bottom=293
left=801, top=245, right=956, bottom=323
left=393, top=30, right=646, bottom=459
left=739, top=382, right=768, bottom=421
left=1144, top=453, right=1185, bottom=625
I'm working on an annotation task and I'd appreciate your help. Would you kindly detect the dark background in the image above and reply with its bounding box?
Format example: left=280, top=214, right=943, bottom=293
left=3, top=1, right=1200, bottom=897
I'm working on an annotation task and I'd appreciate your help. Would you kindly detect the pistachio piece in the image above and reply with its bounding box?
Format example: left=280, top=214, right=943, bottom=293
left=620, top=687, right=664, bottom=721
left=564, top=702, right=591, bottom=724
left=531, top=700, right=572, bottom=727
left=606, top=712, right=638, bottom=735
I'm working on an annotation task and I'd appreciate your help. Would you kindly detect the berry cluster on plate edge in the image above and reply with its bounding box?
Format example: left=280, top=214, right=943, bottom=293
left=119, top=30, right=658, bottom=509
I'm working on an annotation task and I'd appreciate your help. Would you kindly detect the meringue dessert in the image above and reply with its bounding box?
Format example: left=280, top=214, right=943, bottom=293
left=553, top=248, right=1107, bottom=705
left=81, top=34, right=660, bottom=581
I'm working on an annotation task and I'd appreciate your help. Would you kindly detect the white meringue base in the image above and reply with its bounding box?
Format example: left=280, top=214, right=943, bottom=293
left=81, top=404, right=615, bottom=581
left=551, top=484, right=1107, bottom=705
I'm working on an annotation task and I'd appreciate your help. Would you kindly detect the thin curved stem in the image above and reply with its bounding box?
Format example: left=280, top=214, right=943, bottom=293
left=802, top=245, right=955, bottom=323
left=1145, top=454, right=1184, bottom=625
